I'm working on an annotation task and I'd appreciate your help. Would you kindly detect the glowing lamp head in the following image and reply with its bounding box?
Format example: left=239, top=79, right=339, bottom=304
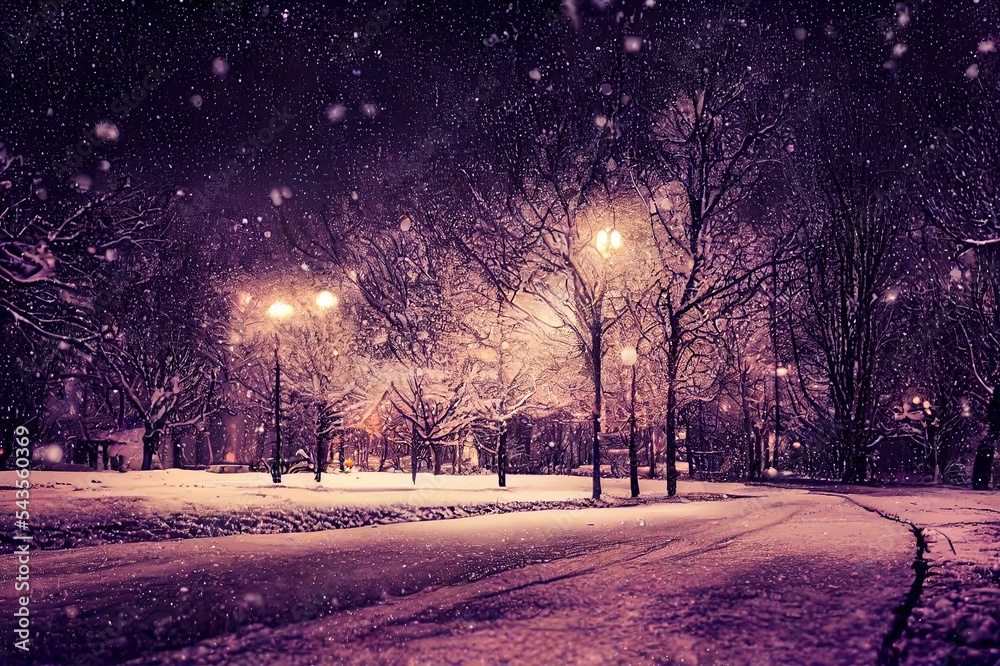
left=316, top=290, right=338, bottom=308
left=621, top=346, right=638, bottom=366
left=912, top=396, right=922, bottom=405
left=776, top=366, right=789, bottom=377
left=609, top=229, right=622, bottom=250
left=596, top=228, right=609, bottom=254
left=268, top=301, right=294, bottom=319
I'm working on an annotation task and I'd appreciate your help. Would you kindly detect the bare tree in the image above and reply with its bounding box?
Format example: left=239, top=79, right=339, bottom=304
left=917, top=79, right=1000, bottom=489
left=1, top=149, right=172, bottom=467
left=787, top=111, right=909, bottom=483
left=626, top=25, right=791, bottom=495
left=468, top=318, right=555, bottom=487
left=88, top=224, right=226, bottom=470
left=0, top=148, right=165, bottom=347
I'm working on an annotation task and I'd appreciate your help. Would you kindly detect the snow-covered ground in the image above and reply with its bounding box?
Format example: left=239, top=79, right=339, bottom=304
left=5, top=489, right=914, bottom=666
left=0, top=470, right=759, bottom=553
left=4, top=470, right=997, bottom=664
left=3, top=468, right=728, bottom=514
left=841, top=487, right=1000, bottom=666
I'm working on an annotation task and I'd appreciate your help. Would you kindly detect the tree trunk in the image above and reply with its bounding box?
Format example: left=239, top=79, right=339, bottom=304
left=524, top=425, right=531, bottom=472
left=172, top=432, right=183, bottom=469
left=378, top=436, right=388, bottom=472
left=928, top=417, right=941, bottom=483
left=648, top=428, right=656, bottom=479
left=195, top=429, right=204, bottom=467
left=411, top=426, right=420, bottom=485
left=974, top=390, right=1000, bottom=490
left=665, top=391, right=678, bottom=497
left=315, top=403, right=330, bottom=481
left=751, top=424, right=763, bottom=480
left=591, top=328, right=603, bottom=500
left=763, top=431, right=773, bottom=472
left=628, top=365, right=639, bottom=498
left=665, top=345, right=679, bottom=497
left=498, top=423, right=508, bottom=488
left=141, top=429, right=160, bottom=471
left=841, top=421, right=868, bottom=484
left=205, top=430, right=214, bottom=465
left=431, top=445, right=442, bottom=475
left=973, top=442, right=994, bottom=491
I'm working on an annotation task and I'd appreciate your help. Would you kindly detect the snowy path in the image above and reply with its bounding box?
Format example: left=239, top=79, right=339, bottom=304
left=5, top=489, right=913, bottom=665
left=834, top=487, right=1000, bottom=665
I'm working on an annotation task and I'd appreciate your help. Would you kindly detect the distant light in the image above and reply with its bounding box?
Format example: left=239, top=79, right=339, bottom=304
left=268, top=301, right=294, bottom=319
left=621, top=346, right=638, bottom=366
left=610, top=229, right=622, bottom=250
left=42, top=444, right=63, bottom=464
left=316, top=290, right=338, bottom=308
left=776, top=366, right=789, bottom=377
left=911, top=396, right=922, bottom=405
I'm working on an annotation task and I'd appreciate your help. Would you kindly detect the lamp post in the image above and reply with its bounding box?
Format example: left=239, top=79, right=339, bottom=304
left=621, top=346, right=640, bottom=497
left=586, top=226, right=624, bottom=501
left=266, top=292, right=338, bottom=484
left=267, top=301, right=294, bottom=483
left=312, top=290, right=337, bottom=482
left=772, top=364, right=788, bottom=470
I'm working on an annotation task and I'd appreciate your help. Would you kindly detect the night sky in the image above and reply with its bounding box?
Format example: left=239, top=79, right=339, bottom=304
left=1, top=0, right=995, bottom=229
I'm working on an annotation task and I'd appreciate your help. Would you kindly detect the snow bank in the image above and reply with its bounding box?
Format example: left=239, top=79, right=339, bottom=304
left=843, top=487, right=1000, bottom=665
left=0, top=470, right=763, bottom=554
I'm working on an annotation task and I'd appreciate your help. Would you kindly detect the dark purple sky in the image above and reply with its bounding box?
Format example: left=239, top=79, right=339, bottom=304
left=1, top=0, right=994, bottom=223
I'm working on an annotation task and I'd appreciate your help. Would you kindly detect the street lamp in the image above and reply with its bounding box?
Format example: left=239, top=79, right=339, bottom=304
left=316, top=290, right=338, bottom=309
left=621, top=346, right=640, bottom=498
left=313, top=289, right=339, bottom=481
left=589, top=227, right=624, bottom=500
left=267, top=300, right=294, bottom=483
left=596, top=227, right=622, bottom=258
